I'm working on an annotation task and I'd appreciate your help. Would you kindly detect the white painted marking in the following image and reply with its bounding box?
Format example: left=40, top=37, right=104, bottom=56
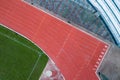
left=98, top=58, right=101, bottom=61
left=94, top=65, right=98, bottom=68
left=96, top=61, right=99, bottom=64
left=45, top=70, right=52, bottom=77
left=22, top=0, right=110, bottom=45
left=101, top=52, right=104, bottom=55
left=99, top=55, right=103, bottom=58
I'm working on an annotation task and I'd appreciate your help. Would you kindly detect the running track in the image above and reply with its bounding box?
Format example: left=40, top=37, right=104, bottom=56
left=0, top=0, right=109, bottom=80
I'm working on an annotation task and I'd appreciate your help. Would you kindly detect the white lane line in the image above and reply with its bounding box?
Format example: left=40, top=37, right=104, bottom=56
left=27, top=55, right=41, bottom=80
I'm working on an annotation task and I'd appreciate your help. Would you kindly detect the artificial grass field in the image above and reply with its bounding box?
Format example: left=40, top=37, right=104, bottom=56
left=0, top=24, right=48, bottom=80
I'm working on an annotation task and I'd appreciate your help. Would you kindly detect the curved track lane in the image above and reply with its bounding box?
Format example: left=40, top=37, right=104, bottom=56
left=0, top=0, right=109, bottom=80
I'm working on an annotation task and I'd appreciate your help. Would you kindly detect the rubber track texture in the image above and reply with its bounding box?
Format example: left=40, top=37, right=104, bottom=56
left=0, top=0, right=109, bottom=80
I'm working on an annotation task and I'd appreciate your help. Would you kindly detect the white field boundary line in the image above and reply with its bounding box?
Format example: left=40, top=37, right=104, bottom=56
left=22, top=0, right=110, bottom=46
left=0, top=27, right=41, bottom=56
left=38, top=59, right=54, bottom=80
left=86, top=42, right=101, bottom=68
left=0, top=23, right=50, bottom=79
left=1, top=1, right=110, bottom=79
left=27, top=54, right=41, bottom=80
left=95, top=43, right=111, bottom=80
left=39, top=59, right=49, bottom=80
left=0, top=25, right=44, bottom=80
left=0, top=24, right=50, bottom=59
left=39, top=59, right=65, bottom=80
left=22, top=1, right=111, bottom=79
left=0, top=23, right=50, bottom=58
left=85, top=39, right=110, bottom=80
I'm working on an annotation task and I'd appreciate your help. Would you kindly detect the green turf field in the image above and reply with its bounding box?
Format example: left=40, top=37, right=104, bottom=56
left=0, top=25, right=48, bottom=80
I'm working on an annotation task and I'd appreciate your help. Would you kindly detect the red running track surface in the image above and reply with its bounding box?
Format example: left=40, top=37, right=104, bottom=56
left=0, top=0, right=109, bottom=80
